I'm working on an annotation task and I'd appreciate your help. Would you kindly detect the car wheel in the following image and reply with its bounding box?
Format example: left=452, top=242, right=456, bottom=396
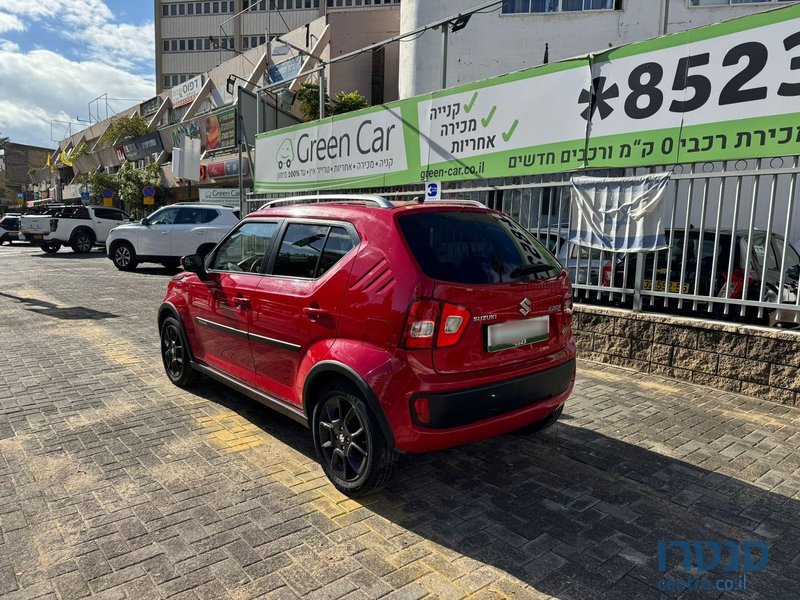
left=112, top=242, right=138, bottom=271
left=312, top=383, right=397, bottom=496
left=41, top=242, right=61, bottom=254
left=160, top=316, right=201, bottom=388
left=514, top=404, right=564, bottom=435
left=71, top=231, right=93, bottom=254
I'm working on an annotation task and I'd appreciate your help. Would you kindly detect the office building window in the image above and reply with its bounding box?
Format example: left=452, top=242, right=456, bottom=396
left=502, top=0, right=615, bottom=12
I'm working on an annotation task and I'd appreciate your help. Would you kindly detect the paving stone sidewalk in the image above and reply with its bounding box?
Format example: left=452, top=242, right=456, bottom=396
left=0, top=246, right=799, bottom=599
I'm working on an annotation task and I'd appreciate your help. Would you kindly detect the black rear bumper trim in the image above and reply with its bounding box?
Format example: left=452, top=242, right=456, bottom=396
left=411, top=358, right=575, bottom=429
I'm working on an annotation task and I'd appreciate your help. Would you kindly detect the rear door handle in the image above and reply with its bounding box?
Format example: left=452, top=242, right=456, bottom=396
left=303, top=307, right=330, bottom=321
left=233, top=296, right=251, bottom=310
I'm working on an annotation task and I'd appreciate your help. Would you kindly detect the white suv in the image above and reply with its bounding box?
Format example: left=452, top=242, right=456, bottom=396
left=107, top=203, right=240, bottom=271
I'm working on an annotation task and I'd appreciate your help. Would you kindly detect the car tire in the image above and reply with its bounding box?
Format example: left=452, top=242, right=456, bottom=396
left=41, top=242, right=61, bottom=254
left=71, top=231, right=94, bottom=254
left=160, top=316, right=201, bottom=388
left=513, top=404, right=564, bottom=435
left=311, top=382, right=397, bottom=497
left=111, top=242, right=138, bottom=271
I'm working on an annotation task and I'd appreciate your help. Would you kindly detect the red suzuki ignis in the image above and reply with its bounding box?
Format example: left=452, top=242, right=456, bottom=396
left=158, top=195, right=575, bottom=495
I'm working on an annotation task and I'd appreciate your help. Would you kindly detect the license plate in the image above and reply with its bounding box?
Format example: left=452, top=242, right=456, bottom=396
left=33, top=234, right=43, bottom=240
left=486, top=316, right=549, bottom=353
left=643, top=279, right=690, bottom=293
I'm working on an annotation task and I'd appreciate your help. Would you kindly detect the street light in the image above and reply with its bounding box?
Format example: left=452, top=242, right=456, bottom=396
left=275, top=36, right=327, bottom=119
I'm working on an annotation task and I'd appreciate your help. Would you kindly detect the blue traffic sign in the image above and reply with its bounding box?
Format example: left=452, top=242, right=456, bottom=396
left=142, top=185, right=155, bottom=197
left=101, top=188, right=113, bottom=199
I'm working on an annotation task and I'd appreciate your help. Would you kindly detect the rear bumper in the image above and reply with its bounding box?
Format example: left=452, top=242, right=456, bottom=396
left=389, top=355, right=575, bottom=453
left=412, top=359, right=575, bottom=429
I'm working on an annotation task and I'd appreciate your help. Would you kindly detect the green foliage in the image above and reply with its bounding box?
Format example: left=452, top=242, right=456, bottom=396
left=297, top=84, right=370, bottom=121
left=329, top=91, right=369, bottom=115
left=99, top=114, right=150, bottom=147
left=74, top=161, right=168, bottom=216
left=70, top=142, right=88, bottom=159
left=296, top=83, right=329, bottom=122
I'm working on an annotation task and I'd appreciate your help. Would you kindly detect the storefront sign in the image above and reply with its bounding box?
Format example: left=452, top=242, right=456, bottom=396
left=121, top=132, right=164, bottom=162
left=139, top=96, right=161, bottom=118
left=268, top=55, right=303, bottom=84
left=199, top=188, right=240, bottom=206
left=171, top=74, right=204, bottom=109
left=255, top=5, right=800, bottom=192
left=206, top=157, right=249, bottom=179
left=204, top=108, right=236, bottom=150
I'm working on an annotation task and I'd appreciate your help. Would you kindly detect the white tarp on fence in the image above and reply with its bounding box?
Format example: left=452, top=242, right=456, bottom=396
left=568, top=173, right=671, bottom=253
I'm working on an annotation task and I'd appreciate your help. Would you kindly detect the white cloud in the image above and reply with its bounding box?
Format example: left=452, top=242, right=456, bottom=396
left=1, top=0, right=112, bottom=28
left=0, top=39, right=19, bottom=52
left=0, top=12, right=25, bottom=33
left=0, top=48, right=154, bottom=147
left=1, top=1, right=154, bottom=71
left=84, top=22, right=155, bottom=70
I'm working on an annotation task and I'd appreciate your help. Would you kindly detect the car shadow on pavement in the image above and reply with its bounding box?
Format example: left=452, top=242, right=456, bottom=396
left=189, top=378, right=800, bottom=599
left=36, top=250, right=107, bottom=259
left=0, top=291, right=119, bottom=320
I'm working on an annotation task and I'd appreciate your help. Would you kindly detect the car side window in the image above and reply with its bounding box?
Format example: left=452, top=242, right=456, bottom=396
left=317, top=226, right=356, bottom=277
left=273, top=223, right=330, bottom=279
left=210, top=222, right=278, bottom=273
left=95, top=209, right=127, bottom=221
left=150, top=207, right=180, bottom=225
left=176, top=208, right=217, bottom=224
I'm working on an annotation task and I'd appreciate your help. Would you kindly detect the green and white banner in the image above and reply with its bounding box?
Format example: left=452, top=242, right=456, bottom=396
left=255, top=5, right=800, bottom=193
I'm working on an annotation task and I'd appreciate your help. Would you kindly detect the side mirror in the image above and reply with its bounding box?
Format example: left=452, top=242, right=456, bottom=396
left=141, top=217, right=150, bottom=226
left=182, top=253, right=206, bottom=276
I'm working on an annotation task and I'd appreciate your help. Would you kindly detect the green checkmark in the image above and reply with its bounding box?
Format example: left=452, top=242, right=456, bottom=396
left=463, top=92, right=478, bottom=113
left=502, top=119, right=519, bottom=142
left=481, top=106, right=497, bottom=128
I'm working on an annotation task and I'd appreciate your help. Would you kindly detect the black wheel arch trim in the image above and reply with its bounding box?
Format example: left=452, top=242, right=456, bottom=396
left=157, top=302, right=196, bottom=363
left=303, top=361, right=395, bottom=449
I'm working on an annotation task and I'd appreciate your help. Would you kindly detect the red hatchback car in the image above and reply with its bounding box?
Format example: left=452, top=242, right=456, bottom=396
left=158, top=195, right=576, bottom=495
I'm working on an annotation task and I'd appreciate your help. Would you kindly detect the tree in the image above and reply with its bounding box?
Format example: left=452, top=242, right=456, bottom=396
left=329, top=91, right=369, bottom=115
left=296, top=85, right=370, bottom=121
left=296, top=83, right=329, bottom=122
left=74, top=161, right=168, bottom=217
left=99, top=115, right=150, bottom=147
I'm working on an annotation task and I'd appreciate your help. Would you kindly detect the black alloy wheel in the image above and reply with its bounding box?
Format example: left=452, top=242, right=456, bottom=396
left=72, top=232, right=93, bottom=254
left=160, top=317, right=200, bottom=387
left=312, top=383, right=396, bottom=496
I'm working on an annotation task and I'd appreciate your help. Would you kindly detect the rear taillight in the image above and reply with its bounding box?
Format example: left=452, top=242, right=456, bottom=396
left=602, top=263, right=613, bottom=286
left=720, top=268, right=754, bottom=299
left=50, top=219, right=58, bottom=232
left=563, top=290, right=574, bottom=327
left=401, top=300, right=470, bottom=349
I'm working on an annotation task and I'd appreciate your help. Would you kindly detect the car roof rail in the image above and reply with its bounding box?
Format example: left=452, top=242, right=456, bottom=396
left=259, top=194, right=393, bottom=210
left=402, top=198, right=485, bottom=208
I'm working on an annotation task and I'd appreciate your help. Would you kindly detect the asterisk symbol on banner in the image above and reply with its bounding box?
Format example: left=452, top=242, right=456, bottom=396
left=578, top=76, right=619, bottom=121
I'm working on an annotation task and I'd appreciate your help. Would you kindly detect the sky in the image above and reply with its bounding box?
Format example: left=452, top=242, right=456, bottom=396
left=0, top=0, right=156, bottom=150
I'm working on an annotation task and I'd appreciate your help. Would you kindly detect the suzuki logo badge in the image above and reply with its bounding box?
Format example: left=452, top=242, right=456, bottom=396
left=519, top=298, right=532, bottom=316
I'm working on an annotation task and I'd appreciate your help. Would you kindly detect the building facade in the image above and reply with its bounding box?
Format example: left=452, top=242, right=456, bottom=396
left=0, top=142, right=55, bottom=213
left=155, top=0, right=401, bottom=94
left=399, top=0, right=800, bottom=97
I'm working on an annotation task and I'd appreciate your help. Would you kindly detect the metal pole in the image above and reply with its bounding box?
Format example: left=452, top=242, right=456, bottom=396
left=662, top=0, right=670, bottom=35
left=319, top=67, right=326, bottom=119
left=238, top=143, right=244, bottom=215
left=441, top=24, right=449, bottom=89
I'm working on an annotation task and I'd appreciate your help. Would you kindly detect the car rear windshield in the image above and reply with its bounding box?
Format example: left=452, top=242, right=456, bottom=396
left=398, top=211, right=559, bottom=284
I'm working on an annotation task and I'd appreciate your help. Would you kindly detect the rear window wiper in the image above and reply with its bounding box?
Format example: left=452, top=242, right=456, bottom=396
left=509, top=263, right=558, bottom=278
